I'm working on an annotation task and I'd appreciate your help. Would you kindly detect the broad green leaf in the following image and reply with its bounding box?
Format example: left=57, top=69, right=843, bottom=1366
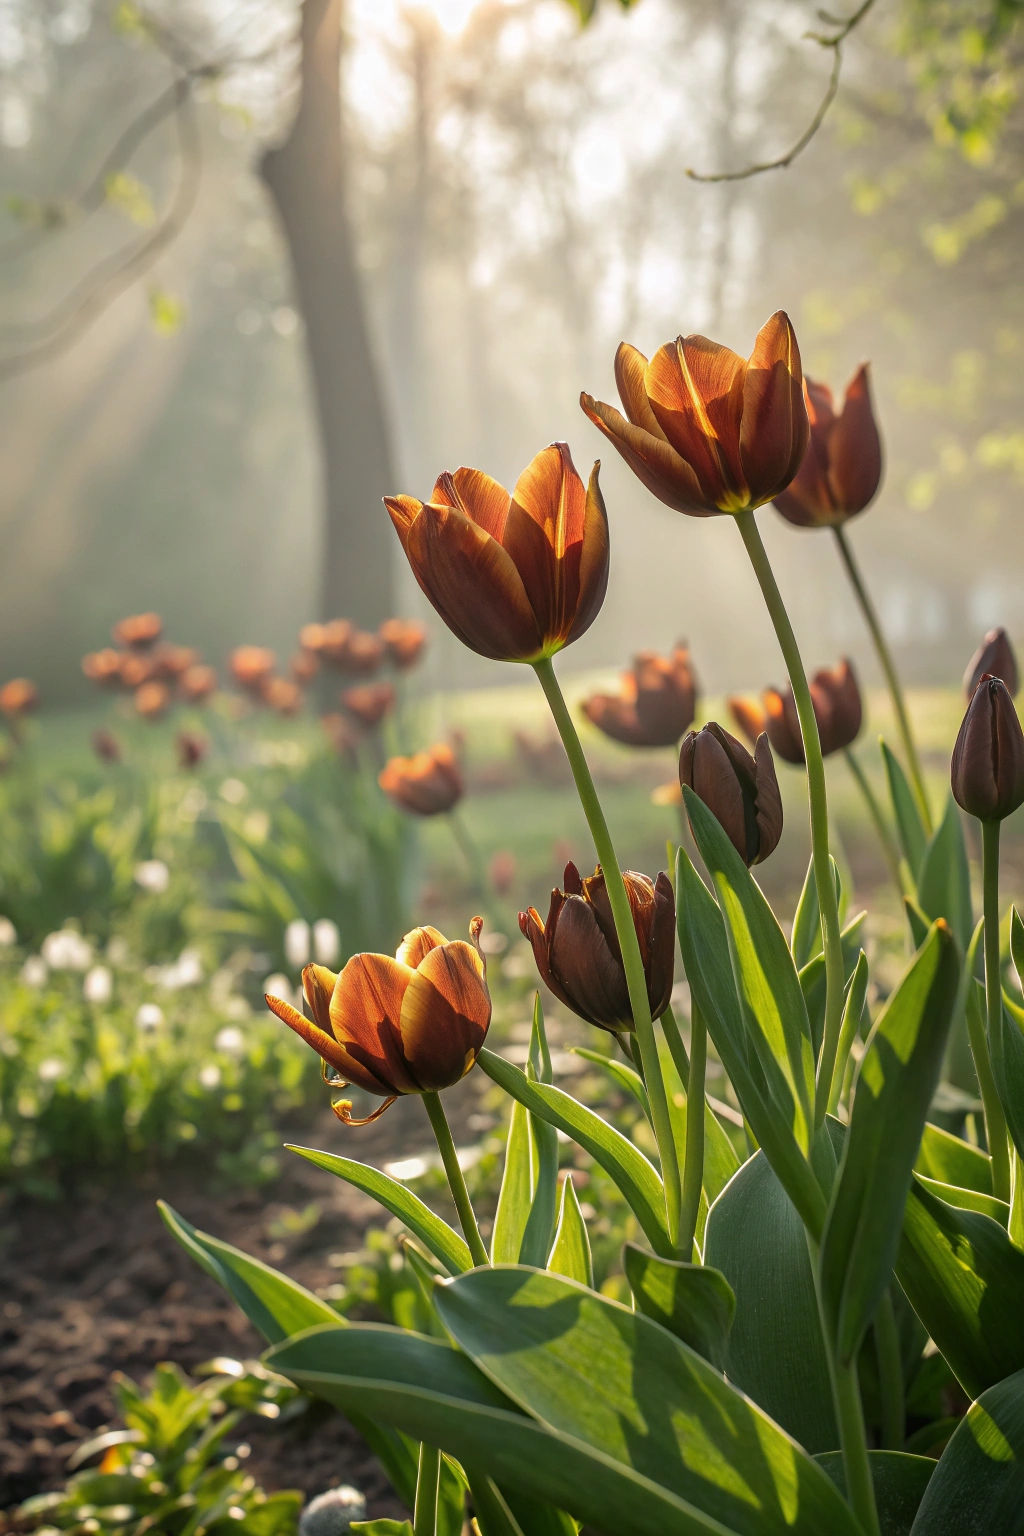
left=622, top=1243, right=734, bottom=1371
left=917, top=798, right=973, bottom=953
left=268, top=1322, right=739, bottom=1536
left=546, top=1174, right=593, bottom=1287
left=522, top=995, right=560, bottom=1268
left=994, top=988, right=1024, bottom=1163
left=909, top=1368, right=1024, bottom=1533
left=881, top=739, right=927, bottom=882
left=471, top=1473, right=578, bottom=1536
left=791, top=854, right=823, bottom=968
left=434, top=1266, right=862, bottom=1536
left=351, top=1523, right=412, bottom=1535
left=684, top=789, right=815, bottom=1156
left=915, top=1176, right=1008, bottom=1225
left=286, top=1147, right=472, bottom=1276
left=815, top=1451, right=934, bottom=1535
left=492, top=1099, right=541, bottom=1265
left=821, top=921, right=959, bottom=1365
left=1012, top=1147, right=1024, bottom=1250
left=703, top=1151, right=838, bottom=1453
left=571, top=1046, right=651, bottom=1120
left=896, top=1178, right=1024, bottom=1399
left=915, top=1123, right=992, bottom=1194
left=476, top=1048, right=671, bottom=1257
left=675, top=846, right=826, bottom=1239
left=798, top=911, right=866, bottom=1061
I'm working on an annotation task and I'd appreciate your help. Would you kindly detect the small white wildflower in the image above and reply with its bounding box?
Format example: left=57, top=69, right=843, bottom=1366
left=198, top=1063, right=222, bottom=1090
left=38, top=1057, right=66, bottom=1082
left=135, top=860, right=170, bottom=894
left=215, top=1026, right=245, bottom=1055
left=284, top=919, right=311, bottom=968
left=159, top=948, right=203, bottom=991
left=135, top=1003, right=164, bottom=1033
left=312, top=919, right=340, bottom=967
left=106, top=937, right=131, bottom=967
left=263, top=973, right=294, bottom=1006
left=0, top=916, right=16, bottom=946
left=21, top=956, right=48, bottom=988
left=83, top=965, right=113, bottom=1004
left=42, top=930, right=93, bottom=971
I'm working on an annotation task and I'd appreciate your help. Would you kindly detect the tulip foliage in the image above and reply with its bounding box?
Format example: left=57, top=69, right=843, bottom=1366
left=163, top=314, right=1024, bottom=1536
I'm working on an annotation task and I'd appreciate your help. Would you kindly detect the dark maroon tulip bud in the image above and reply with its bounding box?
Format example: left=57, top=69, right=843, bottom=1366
left=679, top=722, right=783, bottom=866
left=951, top=674, right=1024, bottom=822
left=519, top=862, right=675, bottom=1033
left=964, top=627, right=1018, bottom=700
left=762, top=658, right=862, bottom=764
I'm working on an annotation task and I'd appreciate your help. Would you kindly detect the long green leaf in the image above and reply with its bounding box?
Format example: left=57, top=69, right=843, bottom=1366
left=915, top=1176, right=1008, bottom=1225
left=798, top=911, right=866, bottom=1062
left=683, top=789, right=815, bottom=1155
left=571, top=1046, right=652, bottom=1120
left=267, top=1323, right=739, bottom=1536
left=286, top=1147, right=472, bottom=1276
left=917, top=798, right=973, bottom=953
left=547, top=1173, right=593, bottom=1287
left=675, top=847, right=826, bottom=1240
left=791, top=854, right=823, bottom=970
left=476, top=1048, right=671, bottom=1257
left=434, top=1266, right=862, bottom=1536
left=821, top=921, right=959, bottom=1365
left=815, top=1451, right=934, bottom=1535
left=623, top=1243, right=734, bottom=1372
left=909, top=1368, right=1024, bottom=1533
left=915, top=1123, right=992, bottom=1194
left=994, top=987, right=1024, bottom=1163
left=522, top=995, right=560, bottom=1268
left=881, top=739, right=927, bottom=882
left=896, top=1178, right=1024, bottom=1399
left=492, top=1099, right=541, bottom=1265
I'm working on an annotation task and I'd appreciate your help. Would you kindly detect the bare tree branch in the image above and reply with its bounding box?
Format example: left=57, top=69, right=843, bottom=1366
left=686, top=0, right=878, bottom=182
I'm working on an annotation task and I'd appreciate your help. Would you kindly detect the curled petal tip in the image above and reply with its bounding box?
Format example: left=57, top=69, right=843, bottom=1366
left=331, top=1095, right=398, bottom=1127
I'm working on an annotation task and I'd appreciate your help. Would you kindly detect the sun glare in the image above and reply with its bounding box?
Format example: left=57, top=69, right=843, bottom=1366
left=350, top=0, right=483, bottom=40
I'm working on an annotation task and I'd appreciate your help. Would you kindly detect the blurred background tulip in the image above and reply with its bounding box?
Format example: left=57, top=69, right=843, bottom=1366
left=965, top=627, right=1018, bottom=699
left=112, top=614, right=162, bottom=651
left=341, top=682, right=395, bottom=728
left=582, top=643, right=698, bottom=748
left=379, top=743, right=463, bottom=816
left=773, top=366, right=882, bottom=529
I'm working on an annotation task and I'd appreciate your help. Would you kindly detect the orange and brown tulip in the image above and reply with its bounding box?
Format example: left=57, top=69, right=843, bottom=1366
left=341, top=631, right=384, bottom=674
left=385, top=442, right=609, bottom=663
left=113, top=613, right=162, bottom=650
left=299, top=622, right=330, bottom=654
left=581, top=312, right=808, bottom=517
left=733, top=659, right=863, bottom=765
left=119, top=653, right=155, bottom=689
left=291, top=649, right=320, bottom=684
left=135, top=681, right=170, bottom=719
left=262, top=676, right=303, bottom=716
left=319, top=620, right=355, bottom=666
left=965, top=627, right=1018, bottom=699
left=82, top=649, right=123, bottom=687
left=153, top=644, right=199, bottom=680
left=582, top=643, right=698, bottom=748
left=951, top=675, right=1024, bottom=822
left=379, top=743, right=463, bottom=816
left=520, top=862, right=674, bottom=1034
left=341, top=682, right=395, bottom=728
left=230, top=646, right=276, bottom=693
left=265, top=920, right=491, bottom=1123
left=679, top=722, right=783, bottom=866
left=0, top=678, right=37, bottom=717
left=322, top=711, right=359, bottom=760
left=379, top=618, right=428, bottom=671
left=179, top=663, right=218, bottom=703
left=773, top=366, right=882, bottom=529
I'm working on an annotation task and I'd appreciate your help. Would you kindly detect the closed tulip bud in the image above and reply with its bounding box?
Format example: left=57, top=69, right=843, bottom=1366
left=581, top=312, right=807, bottom=517
left=951, top=675, right=1024, bottom=822
left=179, top=663, right=218, bottom=703
left=386, top=442, right=609, bottom=664
left=519, top=862, right=674, bottom=1034
left=113, top=612, right=162, bottom=650
left=231, top=646, right=276, bottom=693
left=679, top=722, right=783, bottom=866
left=965, top=627, right=1018, bottom=699
left=341, top=682, right=395, bottom=728
left=0, top=679, right=37, bottom=717
left=379, top=618, right=428, bottom=671
left=582, top=642, right=698, bottom=748
left=773, top=366, right=882, bottom=528
left=135, top=681, right=170, bottom=719
left=379, top=743, right=463, bottom=816
left=265, top=919, right=491, bottom=1123
left=82, top=649, right=123, bottom=687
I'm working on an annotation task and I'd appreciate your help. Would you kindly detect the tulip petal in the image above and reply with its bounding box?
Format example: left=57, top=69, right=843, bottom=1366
left=519, top=903, right=577, bottom=1017
left=438, top=466, right=512, bottom=543
left=503, top=443, right=587, bottom=650
left=302, top=963, right=339, bottom=1034
left=728, top=695, right=768, bottom=748
left=330, top=954, right=420, bottom=1095
left=565, top=462, right=611, bottom=647
left=827, top=364, right=882, bottom=516
left=689, top=728, right=751, bottom=863
left=548, top=893, right=632, bottom=1030
left=645, top=337, right=747, bottom=507
left=753, top=734, right=784, bottom=863
left=580, top=393, right=713, bottom=515
left=763, top=686, right=805, bottom=765
left=582, top=693, right=646, bottom=747
left=266, top=990, right=394, bottom=1096
left=740, top=311, right=808, bottom=504
left=772, top=377, right=836, bottom=527
left=396, top=925, right=448, bottom=968
left=399, top=940, right=491, bottom=1092
left=614, top=343, right=667, bottom=440
left=392, top=499, right=544, bottom=662
left=648, top=871, right=676, bottom=1019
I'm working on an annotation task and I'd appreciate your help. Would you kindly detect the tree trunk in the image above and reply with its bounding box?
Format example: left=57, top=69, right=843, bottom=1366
left=261, top=0, right=395, bottom=628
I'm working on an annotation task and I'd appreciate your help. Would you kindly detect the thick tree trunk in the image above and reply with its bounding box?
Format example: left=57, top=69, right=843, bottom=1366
left=261, top=0, right=395, bottom=628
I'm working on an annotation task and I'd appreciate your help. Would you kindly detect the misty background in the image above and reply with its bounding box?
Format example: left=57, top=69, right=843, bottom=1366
left=1, top=0, right=1021, bottom=701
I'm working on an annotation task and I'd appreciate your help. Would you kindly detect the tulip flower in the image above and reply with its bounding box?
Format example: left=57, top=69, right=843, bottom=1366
left=342, top=631, right=384, bottom=674
left=0, top=678, right=37, bottom=716
left=772, top=366, right=882, bottom=529
left=319, top=620, right=354, bottom=665
left=179, top=664, right=218, bottom=703
left=113, top=613, right=162, bottom=650
left=727, top=695, right=769, bottom=748
left=299, top=622, right=330, bottom=653
left=291, top=650, right=320, bottom=684
left=951, top=675, right=1024, bottom=822
left=678, top=722, right=783, bottom=867
left=965, top=627, right=1018, bottom=700
left=177, top=731, right=207, bottom=769
left=753, top=659, right=862, bottom=764
left=262, top=677, right=303, bottom=716
left=341, top=682, right=395, bottom=728
left=580, top=312, right=807, bottom=517
left=379, top=618, right=428, bottom=671
left=385, top=442, right=609, bottom=663
left=379, top=743, right=463, bottom=816
left=153, top=644, right=199, bottom=680
left=91, top=728, right=121, bottom=764
left=135, top=681, right=170, bottom=719
left=120, top=654, right=155, bottom=689
left=519, top=862, right=674, bottom=1034
left=583, top=643, right=698, bottom=748
left=322, top=712, right=359, bottom=759
left=82, top=649, right=123, bottom=687
left=265, top=919, right=491, bottom=1123
left=230, top=647, right=276, bottom=694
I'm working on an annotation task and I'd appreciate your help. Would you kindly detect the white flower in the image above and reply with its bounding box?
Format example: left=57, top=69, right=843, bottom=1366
left=0, top=916, right=16, bottom=946
left=21, top=956, right=48, bottom=988
left=215, top=1026, right=245, bottom=1055
left=38, top=1057, right=66, bottom=1082
left=83, top=965, right=113, bottom=1004
left=198, top=1063, right=222, bottom=1090
left=284, top=919, right=310, bottom=969
left=312, top=919, right=340, bottom=967
left=135, top=1003, right=164, bottom=1033
left=42, top=930, right=93, bottom=971
left=134, top=860, right=170, bottom=894
left=106, top=937, right=130, bottom=968
left=158, top=948, right=203, bottom=991
left=263, top=973, right=294, bottom=1006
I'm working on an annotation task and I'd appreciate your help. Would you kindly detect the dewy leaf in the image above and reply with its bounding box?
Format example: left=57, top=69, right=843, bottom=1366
left=814, top=1451, right=934, bottom=1532
left=546, top=1173, right=593, bottom=1288
left=917, top=797, right=973, bottom=953
left=703, top=1152, right=838, bottom=1454
left=476, top=1048, right=671, bottom=1257
left=915, top=1123, right=993, bottom=1195
left=820, top=922, right=959, bottom=1366
left=881, top=739, right=928, bottom=882
left=684, top=789, right=815, bottom=1157
left=909, top=1367, right=1024, bottom=1534
left=896, top=1178, right=1024, bottom=1400
left=285, top=1148, right=472, bottom=1276
left=622, top=1243, right=734, bottom=1372
left=434, top=1267, right=862, bottom=1536
left=492, top=1099, right=541, bottom=1266
left=267, top=1322, right=738, bottom=1536
left=675, top=847, right=826, bottom=1240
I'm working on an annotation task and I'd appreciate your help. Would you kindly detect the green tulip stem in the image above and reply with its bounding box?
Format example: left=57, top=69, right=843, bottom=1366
left=833, top=525, right=932, bottom=834
left=413, top=1440, right=440, bottom=1536
left=660, top=1001, right=690, bottom=1081
left=422, top=1091, right=490, bottom=1268
left=735, top=511, right=844, bottom=1128
left=679, top=1002, right=707, bottom=1262
left=874, top=1289, right=905, bottom=1452
left=533, top=654, right=684, bottom=1254
left=981, top=821, right=1012, bottom=1202
left=834, top=1356, right=881, bottom=1536
left=843, top=748, right=903, bottom=895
